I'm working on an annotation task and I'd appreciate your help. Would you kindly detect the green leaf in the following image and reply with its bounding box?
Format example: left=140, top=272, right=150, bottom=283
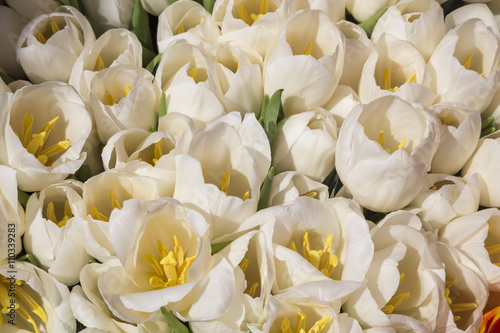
left=0, top=72, right=14, bottom=85
left=258, top=167, right=274, bottom=211
left=159, top=92, right=167, bottom=117
left=261, top=90, right=283, bottom=153
left=142, top=47, right=157, bottom=70
left=481, top=116, right=496, bottom=138
left=203, top=0, right=216, bottom=13
left=17, top=253, right=40, bottom=267
left=358, top=7, right=387, bottom=38
left=132, top=0, right=154, bottom=52
left=161, top=307, right=190, bottom=333
left=146, top=52, right=163, bottom=73
left=259, top=94, right=269, bottom=120
left=18, top=190, right=30, bottom=209
left=75, top=163, right=92, bottom=182
left=211, top=240, right=233, bottom=255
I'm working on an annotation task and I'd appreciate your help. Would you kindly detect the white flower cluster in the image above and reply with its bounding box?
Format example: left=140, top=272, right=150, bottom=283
left=1, top=0, right=500, bottom=332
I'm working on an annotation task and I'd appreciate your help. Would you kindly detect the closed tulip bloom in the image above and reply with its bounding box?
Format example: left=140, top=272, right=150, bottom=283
left=0, top=6, right=27, bottom=79
left=80, top=0, right=135, bottom=33
left=5, top=0, right=60, bottom=20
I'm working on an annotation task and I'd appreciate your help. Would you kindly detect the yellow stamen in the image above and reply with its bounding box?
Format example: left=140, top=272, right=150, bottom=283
left=189, top=68, right=197, bottom=82
left=304, top=191, right=317, bottom=198
left=38, top=140, right=71, bottom=158
left=90, top=206, right=109, bottom=222
left=259, top=0, right=268, bottom=15
left=290, top=240, right=297, bottom=252
left=381, top=292, right=410, bottom=314
left=399, top=273, right=405, bottom=284
left=64, top=200, right=72, bottom=219
left=395, top=137, right=406, bottom=151
left=238, top=4, right=252, bottom=26
left=302, top=232, right=311, bottom=256
left=450, top=303, right=478, bottom=313
left=106, top=93, right=116, bottom=106
left=383, top=67, right=392, bottom=91
left=160, top=251, right=178, bottom=281
left=46, top=202, right=58, bottom=224
left=36, top=31, right=46, bottom=44
left=219, top=171, right=230, bottom=194
left=152, top=140, right=162, bottom=165
left=95, top=55, right=104, bottom=71
left=281, top=318, right=293, bottom=333
left=407, top=74, right=416, bottom=83
left=454, top=316, right=461, bottom=322
left=462, top=53, right=472, bottom=70
left=50, top=20, right=59, bottom=34
left=245, top=282, right=259, bottom=297
left=486, top=245, right=500, bottom=255
left=377, top=130, right=385, bottom=148
left=308, top=316, right=330, bottom=333
left=26, top=133, right=44, bottom=155
left=109, top=191, right=121, bottom=210
left=21, top=113, right=34, bottom=147
left=296, top=312, right=306, bottom=332
left=124, top=86, right=131, bottom=96
left=303, top=42, right=313, bottom=56
left=239, top=258, right=249, bottom=272
left=15, top=286, right=47, bottom=323
left=489, top=223, right=494, bottom=231
left=37, top=155, right=48, bottom=165
left=242, top=191, right=250, bottom=201
left=173, top=235, right=184, bottom=266
left=177, top=22, right=185, bottom=34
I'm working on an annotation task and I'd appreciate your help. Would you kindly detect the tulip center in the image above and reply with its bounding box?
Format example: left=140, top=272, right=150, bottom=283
left=460, top=53, right=486, bottom=77
left=237, top=0, right=270, bottom=26
left=377, top=130, right=406, bottom=153
left=239, top=258, right=260, bottom=297
left=15, top=113, right=71, bottom=166
left=382, top=67, right=416, bottom=92
left=105, top=86, right=131, bottom=106
left=90, top=190, right=122, bottom=222
left=175, top=18, right=204, bottom=35
left=381, top=273, right=410, bottom=314
left=94, top=55, right=105, bottom=71
left=45, top=199, right=73, bottom=228
left=279, top=311, right=330, bottom=333
left=485, top=223, right=500, bottom=268
left=203, top=169, right=250, bottom=201
left=139, top=140, right=166, bottom=166
left=445, top=279, right=477, bottom=322
left=144, top=236, right=196, bottom=289
left=35, top=20, right=64, bottom=44
left=0, top=275, right=47, bottom=333
left=406, top=13, right=421, bottom=23
left=289, top=232, right=338, bottom=278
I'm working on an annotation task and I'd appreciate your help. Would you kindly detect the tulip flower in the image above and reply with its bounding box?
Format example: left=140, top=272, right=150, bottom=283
left=15, top=5, right=96, bottom=83
left=141, top=0, right=170, bottom=16
left=80, top=0, right=135, bottom=33
left=5, top=0, right=59, bottom=20
left=335, top=95, right=440, bottom=212
left=0, top=6, right=27, bottom=79
left=269, top=171, right=329, bottom=206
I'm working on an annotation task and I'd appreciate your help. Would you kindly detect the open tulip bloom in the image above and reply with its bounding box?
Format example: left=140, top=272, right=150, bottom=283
left=2, top=1, right=500, bottom=332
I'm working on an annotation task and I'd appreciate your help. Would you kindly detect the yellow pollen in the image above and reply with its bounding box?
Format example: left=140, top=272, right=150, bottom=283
left=90, top=206, right=109, bottom=222
left=450, top=303, right=478, bottom=313
left=290, top=232, right=338, bottom=277
left=304, top=191, right=317, bottom=198
left=45, top=201, right=70, bottom=227
left=152, top=140, right=162, bottom=165
left=486, top=245, right=500, bottom=255
left=407, top=74, right=416, bottom=83
left=303, top=42, right=313, bottom=56
left=383, top=67, right=394, bottom=91
left=124, top=86, right=131, bottom=96
left=177, top=21, right=185, bottom=34
left=290, top=240, right=297, bottom=252
left=377, top=130, right=385, bottom=147
left=242, top=191, right=250, bottom=201
left=381, top=292, right=410, bottom=314
left=106, top=93, right=116, bottom=106
left=462, top=53, right=472, bottom=70
left=238, top=4, right=253, bottom=26
left=50, top=20, right=59, bottom=34
left=109, top=191, right=121, bottom=210
left=189, top=68, right=197, bottom=82
left=219, top=171, right=230, bottom=194
left=407, top=14, right=420, bottom=23
left=445, top=279, right=478, bottom=320
left=376, top=130, right=405, bottom=153
left=239, top=258, right=249, bottom=272
left=95, top=55, right=104, bottom=71
left=245, top=282, right=259, bottom=297
left=16, top=113, right=70, bottom=166
left=454, top=315, right=462, bottom=322
left=36, top=31, right=47, bottom=44
left=145, top=236, right=195, bottom=289
left=395, top=137, right=406, bottom=151
left=280, top=312, right=330, bottom=333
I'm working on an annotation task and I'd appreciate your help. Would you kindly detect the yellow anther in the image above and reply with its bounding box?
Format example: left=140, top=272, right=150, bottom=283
left=259, top=0, right=269, bottom=15
left=382, top=292, right=410, bottom=314
left=281, top=318, right=293, bottom=333
left=399, top=273, right=405, bottom=284
left=407, top=14, right=420, bottom=23
left=242, top=191, right=250, bottom=201
left=309, top=316, right=330, bottom=333
left=106, top=93, right=116, bottom=106
left=16, top=286, right=47, bottom=323
left=95, top=55, right=104, bottom=71
left=450, top=303, right=478, bottom=313
left=64, top=200, right=72, bottom=219
left=239, top=258, right=249, bottom=272
left=173, top=235, right=184, bottom=265
left=152, top=140, right=162, bottom=165
left=383, top=67, right=392, bottom=91
left=219, top=171, right=230, bottom=194
left=245, top=282, right=259, bottom=297
left=454, top=315, right=461, bottom=322
left=302, top=232, right=311, bottom=256
left=22, top=113, right=34, bottom=147
left=124, top=86, right=131, bottom=96
left=407, top=74, right=416, bottom=83
left=144, top=253, right=163, bottom=277
left=303, top=42, right=313, bottom=56
left=36, top=31, right=47, bottom=44
left=50, top=20, right=59, bottom=34
left=109, top=191, right=121, bottom=210
left=177, top=21, right=185, bottom=34
left=296, top=312, right=306, bottom=332
left=200, top=18, right=204, bottom=24
left=238, top=4, right=253, bottom=26
left=26, top=133, right=44, bottom=155
left=39, top=140, right=71, bottom=158
left=304, top=192, right=317, bottom=198
left=250, top=13, right=263, bottom=22
left=377, top=130, right=385, bottom=148
left=462, top=53, right=472, bottom=70
left=290, top=240, right=297, bottom=252
left=90, top=206, right=109, bottom=222
left=46, top=202, right=58, bottom=224
left=486, top=245, right=500, bottom=255
left=189, top=68, right=197, bottom=82
left=395, top=137, right=406, bottom=151
left=37, top=155, right=48, bottom=165
left=489, top=223, right=494, bottom=231
left=442, top=118, right=452, bottom=126
left=149, top=276, right=165, bottom=288
left=481, top=73, right=486, bottom=77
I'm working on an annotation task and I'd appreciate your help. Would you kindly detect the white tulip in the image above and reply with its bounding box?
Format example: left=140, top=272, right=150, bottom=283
left=269, top=171, right=329, bottom=206
left=16, top=5, right=96, bottom=83
left=154, top=40, right=226, bottom=127
left=272, top=108, right=337, bottom=182
left=461, top=130, right=500, bottom=207
left=296, top=0, right=346, bottom=23
left=371, top=0, right=445, bottom=61
left=264, top=9, right=345, bottom=116
left=346, top=0, right=397, bottom=23
left=429, top=103, right=482, bottom=174
left=77, top=169, right=160, bottom=262
left=358, top=33, right=436, bottom=106
left=69, top=28, right=142, bottom=105
left=103, top=198, right=235, bottom=322
left=0, top=166, right=25, bottom=262
left=0, top=260, right=75, bottom=332
left=157, top=0, right=220, bottom=52
left=141, top=0, right=170, bottom=16
left=80, top=0, right=135, bottom=33
left=444, top=3, right=499, bottom=34
left=322, top=85, right=361, bottom=128
left=428, top=17, right=500, bottom=113
left=22, top=180, right=90, bottom=286
left=483, top=84, right=500, bottom=130
left=0, top=82, right=92, bottom=192
left=407, top=173, right=480, bottom=231
left=0, top=6, right=27, bottom=79
left=5, top=0, right=59, bottom=20
left=89, top=64, right=160, bottom=143
left=335, top=96, right=440, bottom=212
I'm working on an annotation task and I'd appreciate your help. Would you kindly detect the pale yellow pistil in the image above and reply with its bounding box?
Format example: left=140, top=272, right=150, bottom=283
left=16, top=113, right=71, bottom=166
left=377, top=130, right=405, bottom=153
left=145, top=236, right=195, bottom=289
left=105, top=85, right=131, bottom=106
left=46, top=200, right=72, bottom=228
left=0, top=276, right=47, bottom=333
left=90, top=190, right=121, bottom=222
left=290, top=232, right=338, bottom=278
left=239, top=258, right=259, bottom=297
left=280, top=311, right=330, bottom=333
left=445, top=279, right=477, bottom=322
left=303, top=42, right=313, bottom=56
left=218, top=171, right=250, bottom=201
left=238, top=0, right=269, bottom=26
left=382, top=273, right=410, bottom=314
left=382, top=67, right=416, bottom=92
left=35, top=20, right=60, bottom=44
